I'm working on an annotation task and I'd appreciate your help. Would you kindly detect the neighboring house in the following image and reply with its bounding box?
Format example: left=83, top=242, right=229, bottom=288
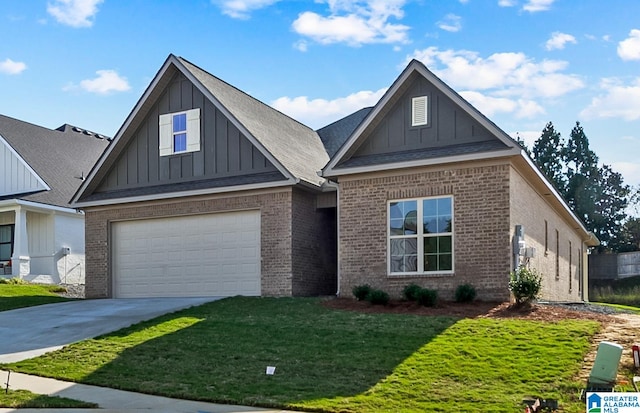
left=74, top=54, right=598, bottom=302
left=0, top=115, right=110, bottom=283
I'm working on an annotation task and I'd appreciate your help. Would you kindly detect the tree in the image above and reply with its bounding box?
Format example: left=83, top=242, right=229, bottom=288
left=609, top=218, right=640, bottom=252
left=529, top=121, right=630, bottom=251
left=531, top=122, right=565, bottom=192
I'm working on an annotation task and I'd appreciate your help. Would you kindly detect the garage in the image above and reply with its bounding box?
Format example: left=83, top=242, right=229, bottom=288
left=112, top=210, right=261, bottom=298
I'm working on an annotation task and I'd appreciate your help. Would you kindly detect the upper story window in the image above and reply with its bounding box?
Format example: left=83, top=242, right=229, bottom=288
left=388, top=196, right=453, bottom=275
left=159, top=108, right=200, bottom=156
left=411, top=96, right=429, bottom=127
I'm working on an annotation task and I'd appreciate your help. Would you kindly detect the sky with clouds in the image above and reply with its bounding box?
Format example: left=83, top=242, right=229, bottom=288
left=1, top=0, right=639, bottom=187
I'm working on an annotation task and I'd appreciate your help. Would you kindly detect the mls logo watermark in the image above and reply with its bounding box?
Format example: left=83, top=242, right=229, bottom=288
left=586, top=393, right=640, bottom=413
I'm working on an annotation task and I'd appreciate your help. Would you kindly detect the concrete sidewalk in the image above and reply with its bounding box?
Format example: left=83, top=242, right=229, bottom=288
left=1, top=370, right=300, bottom=413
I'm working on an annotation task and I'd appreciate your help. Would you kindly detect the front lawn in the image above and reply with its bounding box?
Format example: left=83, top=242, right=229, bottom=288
left=0, top=281, right=73, bottom=311
left=0, top=389, right=96, bottom=409
left=4, top=297, right=601, bottom=412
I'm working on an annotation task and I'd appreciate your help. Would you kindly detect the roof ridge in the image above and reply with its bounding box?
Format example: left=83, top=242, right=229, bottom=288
left=176, top=56, right=316, bottom=133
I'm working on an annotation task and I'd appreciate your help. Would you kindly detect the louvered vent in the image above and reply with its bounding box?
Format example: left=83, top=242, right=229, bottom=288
left=412, top=96, right=428, bottom=126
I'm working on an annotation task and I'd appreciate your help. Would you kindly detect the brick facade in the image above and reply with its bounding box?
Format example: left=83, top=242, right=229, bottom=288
left=509, top=167, right=586, bottom=302
left=338, top=162, right=513, bottom=301
left=291, top=188, right=337, bottom=296
left=84, top=187, right=334, bottom=298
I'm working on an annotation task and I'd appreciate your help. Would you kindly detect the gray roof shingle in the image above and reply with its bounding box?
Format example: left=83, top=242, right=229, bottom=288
left=0, top=115, right=109, bottom=208
left=316, top=107, right=372, bottom=158
left=178, top=57, right=329, bottom=187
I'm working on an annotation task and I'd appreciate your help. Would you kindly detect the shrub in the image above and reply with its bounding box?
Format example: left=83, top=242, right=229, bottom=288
left=509, top=267, right=542, bottom=304
left=416, top=288, right=438, bottom=307
left=366, top=289, right=390, bottom=305
left=402, top=283, right=422, bottom=301
left=455, top=284, right=476, bottom=303
left=352, top=284, right=372, bottom=301
left=0, top=277, right=27, bottom=285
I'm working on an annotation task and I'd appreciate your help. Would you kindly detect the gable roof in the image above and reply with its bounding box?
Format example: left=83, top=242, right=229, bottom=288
left=322, top=59, right=521, bottom=177
left=0, top=114, right=109, bottom=209
left=73, top=54, right=329, bottom=205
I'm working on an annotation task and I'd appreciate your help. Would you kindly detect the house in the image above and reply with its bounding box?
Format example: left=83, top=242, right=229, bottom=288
left=0, top=115, right=110, bottom=283
left=73, top=54, right=598, bottom=301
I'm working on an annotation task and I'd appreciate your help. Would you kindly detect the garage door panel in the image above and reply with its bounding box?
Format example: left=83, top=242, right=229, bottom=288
left=113, top=211, right=261, bottom=298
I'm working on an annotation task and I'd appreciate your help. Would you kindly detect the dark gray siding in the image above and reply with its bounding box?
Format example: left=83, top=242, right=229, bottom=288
left=353, top=76, right=495, bottom=158
left=95, top=73, right=279, bottom=194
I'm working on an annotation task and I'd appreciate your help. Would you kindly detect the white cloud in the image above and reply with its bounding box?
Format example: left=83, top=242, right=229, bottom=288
left=271, top=87, right=387, bottom=129
left=498, top=0, right=516, bottom=6
left=76, top=70, right=131, bottom=95
left=545, top=32, right=577, bottom=50
left=437, top=14, right=462, bottom=33
left=618, top=29, right=640, bottom=61
left=580, top=77, right=640, bottom=121
left=47, top=0, right=103, bottom=28
left=0, top=58, right=27, bottom=75
left=460, top=91, right=544, bottom=119
left=406, top=47, right=583, bottom=99
left=292, top=0, right=410, bottom=46
left=522, top=0, right=555, bottom=12
left=213, top=0, right=280, bottom=19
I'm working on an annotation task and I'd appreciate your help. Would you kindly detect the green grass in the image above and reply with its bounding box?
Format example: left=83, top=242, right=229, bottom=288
left=590, top=275, right=640, bottom=307
left=0, top=282, right=73, bottom=311
left=3, top=297, right=601, bottom=413
left=0, top=389, right=96, bottom=409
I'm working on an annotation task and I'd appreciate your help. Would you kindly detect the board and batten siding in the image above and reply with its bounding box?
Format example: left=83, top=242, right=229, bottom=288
left=94, top=73, right=278, bottom=193
left=353, top=74, right=494, bottom=157
left=0, top=139, right=46, bottom=197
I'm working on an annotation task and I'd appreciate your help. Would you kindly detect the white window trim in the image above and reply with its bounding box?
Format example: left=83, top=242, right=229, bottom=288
left=159, top=108, right=200, bottom=156
left=411, top=96, right=428, bottom=127
left=387, top=195, right=454, bottom=277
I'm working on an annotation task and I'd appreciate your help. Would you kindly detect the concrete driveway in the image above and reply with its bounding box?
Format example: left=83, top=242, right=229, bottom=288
left=0, top=297, right=218, bottom=363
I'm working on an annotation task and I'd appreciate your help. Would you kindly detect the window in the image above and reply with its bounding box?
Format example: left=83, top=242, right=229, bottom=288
left=544, top=220, right=548, bottom=255
left=0, top=224, right=14, bottom=262
left=555, top=229, right=560, bottom=279
left=159, top=108, right=200, bottom=156
left=389, top=196, right=453, bottom=275
left=411, top=96, right=428, bottom=126
left=172, top=112, right=187, bottom=152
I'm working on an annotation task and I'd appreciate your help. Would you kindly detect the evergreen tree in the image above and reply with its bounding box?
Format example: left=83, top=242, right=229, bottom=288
left=531, top=122, right=565, bottom=192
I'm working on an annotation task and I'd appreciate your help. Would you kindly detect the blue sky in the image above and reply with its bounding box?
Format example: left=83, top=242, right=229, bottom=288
left=1, top=0, right=639, bottom=187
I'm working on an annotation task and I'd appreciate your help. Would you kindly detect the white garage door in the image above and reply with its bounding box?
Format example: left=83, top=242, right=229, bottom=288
left=112, top=211, right=260, bottom=298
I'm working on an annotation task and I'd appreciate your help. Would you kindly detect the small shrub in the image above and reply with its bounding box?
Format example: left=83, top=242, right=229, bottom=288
left=366, top=289, right=390, bottom=305
left=352, top=284, right=372, bottom=301
left=455, top=284, right=476, bottom=303
left=0, top=277, right=27, bottom=285
left=402, top=283, right=422, bottom=301
left=509, top=267, right=542, bottom=304
left=416, top=288, right=438, bottom=307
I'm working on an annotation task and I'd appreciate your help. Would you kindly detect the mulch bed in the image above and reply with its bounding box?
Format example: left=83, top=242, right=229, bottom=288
left=321, top=297, right=617, bottom=323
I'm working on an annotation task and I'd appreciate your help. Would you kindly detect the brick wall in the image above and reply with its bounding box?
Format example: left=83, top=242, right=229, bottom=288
left=337, top=162, right=512, bottom=301
left=509, top=167, right=586, bottom=302
left=291, top=188, right=337, bottom=296
left=84, top=188, right=294, bottom=298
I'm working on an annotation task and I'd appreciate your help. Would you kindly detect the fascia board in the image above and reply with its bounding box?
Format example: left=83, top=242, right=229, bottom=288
left=326, top=148, right=521, bottom=178
left=0, top=134, right=51, bottom=192
left=0, top=199, right=78, bottom=215
left=72, top=55, right=179, bottom=204
left=73, top=178, right=297, bottom=208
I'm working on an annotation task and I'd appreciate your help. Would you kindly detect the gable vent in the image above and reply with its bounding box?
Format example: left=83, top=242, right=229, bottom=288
left=412, top=96, right=428, bottom=127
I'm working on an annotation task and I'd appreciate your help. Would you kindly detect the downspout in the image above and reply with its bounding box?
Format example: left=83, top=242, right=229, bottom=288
left=322, top=179, right=341, bottom=296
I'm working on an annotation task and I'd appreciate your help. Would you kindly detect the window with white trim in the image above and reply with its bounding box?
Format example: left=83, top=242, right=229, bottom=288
left=159, top=108, right=201, bottom=156
left=411, top=96, right=428, bottom=126
left=389, top=196, right=453, bottom=275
